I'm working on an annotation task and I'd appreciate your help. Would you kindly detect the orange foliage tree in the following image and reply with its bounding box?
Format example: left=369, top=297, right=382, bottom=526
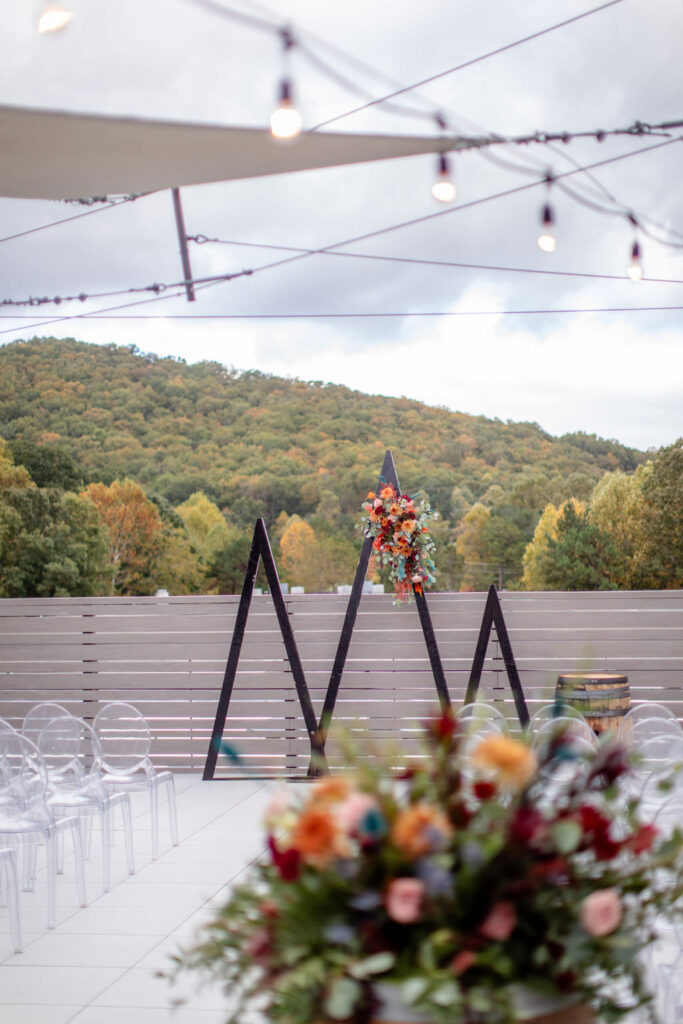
left=82, top=479, right=162, bottom=594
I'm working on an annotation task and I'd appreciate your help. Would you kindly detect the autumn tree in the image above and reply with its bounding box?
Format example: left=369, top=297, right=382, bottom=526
left=82, top=479, right=163, bottom=594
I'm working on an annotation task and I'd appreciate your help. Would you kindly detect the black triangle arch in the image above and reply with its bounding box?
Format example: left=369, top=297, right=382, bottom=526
left=316, top=450, right=450, bottom=755
left=203, top=518, right=328, bottom=780
left=464, top=584, right=529, bottom=727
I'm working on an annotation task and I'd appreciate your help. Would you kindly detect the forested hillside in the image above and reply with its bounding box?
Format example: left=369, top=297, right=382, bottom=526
left=0, top=337, right=642, bottom=516
left=2, top=336, right=678, bottom=597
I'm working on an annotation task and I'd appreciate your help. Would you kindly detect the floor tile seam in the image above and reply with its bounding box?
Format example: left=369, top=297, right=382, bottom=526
left=54, top=799, right=267, bottom=1019
left=0, top=782, right=265, bottom=969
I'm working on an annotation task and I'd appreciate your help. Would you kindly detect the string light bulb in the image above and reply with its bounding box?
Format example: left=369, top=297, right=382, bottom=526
left=270, top=79, right=302, bottom=140
left=37, top=3, right=74, bottom=33
left=431, top=153, right=456, bottom=203
left=537, top=204, right=556, bottom=253
left=627, top=240, right=643, bottom=282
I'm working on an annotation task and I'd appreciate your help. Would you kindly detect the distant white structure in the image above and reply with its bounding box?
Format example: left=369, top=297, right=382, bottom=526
left=155, top=589, right=170, bottom=597
left=291, top=586, right=305, bottom=595
left=372, top=583, right=385, bottom=594
left=336, top=585, right=352, bottom=595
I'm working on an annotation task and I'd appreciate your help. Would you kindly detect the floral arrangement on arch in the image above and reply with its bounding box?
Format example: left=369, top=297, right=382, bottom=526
left=170, top=716, right=683, bottom=1024
left=359, top=483, right=437, bottom=601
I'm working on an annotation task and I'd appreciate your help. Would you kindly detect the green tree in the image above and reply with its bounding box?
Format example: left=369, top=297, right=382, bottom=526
left=589, top=466, right=654, bottom=588
left=8, top=439, right=82, bottom=490
left=641, top=439, right=683, bottom=588
left=456, top=503, right=492, bottom=591
left=539, top=500, right=620, bottom=591
left=0, top=486, right=108, bottom=596
left=176, top=492, right=229, bottom=559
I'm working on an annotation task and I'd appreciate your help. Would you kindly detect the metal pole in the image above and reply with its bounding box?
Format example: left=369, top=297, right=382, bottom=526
left=171, top=188, right=196, bottom=302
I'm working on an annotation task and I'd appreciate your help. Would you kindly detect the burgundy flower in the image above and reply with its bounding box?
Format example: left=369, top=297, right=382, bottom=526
left=473, top=780, right=497, bottom=801
left=510, top=806, right=545, bottom=845
left=627, top=824, right=659, bottom=854
left=268, top=835, right=300, bottom=881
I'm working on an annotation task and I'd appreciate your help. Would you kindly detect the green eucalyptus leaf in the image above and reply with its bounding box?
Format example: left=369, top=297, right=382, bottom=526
left=324, top=977, right=362, bottom=1020
left=348, top=952, right=396, bottom=978
left=552, top=819, right=582, bottom=854
left=431, top=981, right=461, bottom=1007
left=400, top=978, right=429, bottom=1005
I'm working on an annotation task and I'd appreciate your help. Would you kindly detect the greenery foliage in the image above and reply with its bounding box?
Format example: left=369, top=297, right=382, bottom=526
left=169, top=717, right=683, bottom=1024
left=0, top=337, right=678, bottom=595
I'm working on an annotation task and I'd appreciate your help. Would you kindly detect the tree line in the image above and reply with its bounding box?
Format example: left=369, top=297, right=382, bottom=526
left=0, top=337, right=678, bottom=596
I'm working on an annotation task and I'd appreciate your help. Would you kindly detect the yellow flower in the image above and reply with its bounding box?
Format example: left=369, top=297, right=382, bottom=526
left=392, top=803, right=452, bottom=858
left=471, top=735, right=537, bottom=790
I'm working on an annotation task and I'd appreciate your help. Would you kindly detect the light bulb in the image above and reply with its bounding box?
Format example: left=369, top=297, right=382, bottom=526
left=270, top=80, right=302, bottom=140
left=627, top=241, right=643, bottom=282
left=537, top=203, right=556, bottom=253
left=38, top=3, right=74, bottom=33
left=431, top=153, right=456, bottom=203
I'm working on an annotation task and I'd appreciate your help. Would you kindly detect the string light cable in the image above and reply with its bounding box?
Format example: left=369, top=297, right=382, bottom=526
left=5, top=304, right=683, bottom=323
left=3, top=134, right=682, bottom=317
left=0, top=193, right=147, bottom=246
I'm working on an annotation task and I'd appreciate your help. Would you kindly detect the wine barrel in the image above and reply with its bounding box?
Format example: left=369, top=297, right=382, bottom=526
left=555, top=673, right=630, bottom=735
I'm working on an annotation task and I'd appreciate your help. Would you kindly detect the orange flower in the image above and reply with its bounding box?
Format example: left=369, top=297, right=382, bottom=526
left=291, top=806, right=346, bottom=867
left=380, top=486, right=395, bottom=499
left=367, top=492, right=376, bottom=500
left=471, top=736, right=537, bottom=790
left=392, top=803, right=452, bottom=858
left=312, top=776, right=353, bottom=803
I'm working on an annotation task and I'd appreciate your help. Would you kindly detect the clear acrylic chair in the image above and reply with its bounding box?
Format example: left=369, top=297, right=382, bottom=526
left=0, top=729, right=87, bottom=928
left=531, top=716, right=597, bottom=751
left=93, top=702, right=179, bottom=859
left=0, top=846, right=22, bottom=953
left=618, top=703, right=679, bottom=742
left=530, top=703, right=588, bottom=731
left=37, top=715, right=136, bottom=891
left=454, top=702, right=509, bottom=734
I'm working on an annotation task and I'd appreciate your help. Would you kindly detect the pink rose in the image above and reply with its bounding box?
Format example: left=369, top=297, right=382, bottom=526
left=480, top=901, right=517, bottom=941
left=335, top=793, right=378, bottom=833
left=451, top=950, right=476, bottom=975
left=385, top=878, right=425, bottom=923
left=580, top=889, right=622, bottom=936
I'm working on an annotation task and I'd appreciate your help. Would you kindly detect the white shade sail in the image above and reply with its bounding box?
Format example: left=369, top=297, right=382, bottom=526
left=0, top=104, right=486, bottom=201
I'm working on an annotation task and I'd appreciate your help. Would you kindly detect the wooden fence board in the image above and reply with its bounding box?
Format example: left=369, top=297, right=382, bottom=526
left=1, top=591, right=681, bottom=775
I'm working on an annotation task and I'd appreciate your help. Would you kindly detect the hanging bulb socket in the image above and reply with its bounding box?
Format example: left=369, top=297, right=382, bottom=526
left=38, top=2, right=74, bottom=33
left=627, top=240, right=643, bottom=282
left=270, top=78, right=302, bottom=141
left=431, top=153, right=456, bottom=203
left=537, top=203, right=556, bottom=253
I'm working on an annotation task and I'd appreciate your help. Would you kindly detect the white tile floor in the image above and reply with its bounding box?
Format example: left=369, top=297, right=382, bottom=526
left=0, top=774, right=272, bottom=1024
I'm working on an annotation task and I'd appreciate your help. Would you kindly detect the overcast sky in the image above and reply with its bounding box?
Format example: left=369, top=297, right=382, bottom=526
left=1, top=0, right=682, bottom=451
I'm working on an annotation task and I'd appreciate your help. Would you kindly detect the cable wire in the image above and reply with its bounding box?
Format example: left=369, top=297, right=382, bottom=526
left=2, top=136, right=678, bottom=332
left=309, top=0, right=627, bottom=131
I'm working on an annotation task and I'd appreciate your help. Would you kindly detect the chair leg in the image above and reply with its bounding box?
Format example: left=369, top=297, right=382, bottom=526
left=69, top=821, right=88, bottom=909
left=1, top=852, right=23, bottom=954
left=46, top=832, right=57, bottom=929
left=102, top=807, right=111, bottom=893
left=119, top=795, right=136, bottom=876
left=150, top=783, right=159, bottom=860
left=166, top=775, right=179, bottom=846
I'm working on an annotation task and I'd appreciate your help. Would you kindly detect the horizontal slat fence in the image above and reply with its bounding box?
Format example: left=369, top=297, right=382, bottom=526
left=0, top=591, right=681, bottom=777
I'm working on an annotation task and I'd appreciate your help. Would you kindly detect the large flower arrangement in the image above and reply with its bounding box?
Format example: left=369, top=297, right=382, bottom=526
left=359, top=484, right=437, bottom=601
left=172, top=718, right=683, bottom=1024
